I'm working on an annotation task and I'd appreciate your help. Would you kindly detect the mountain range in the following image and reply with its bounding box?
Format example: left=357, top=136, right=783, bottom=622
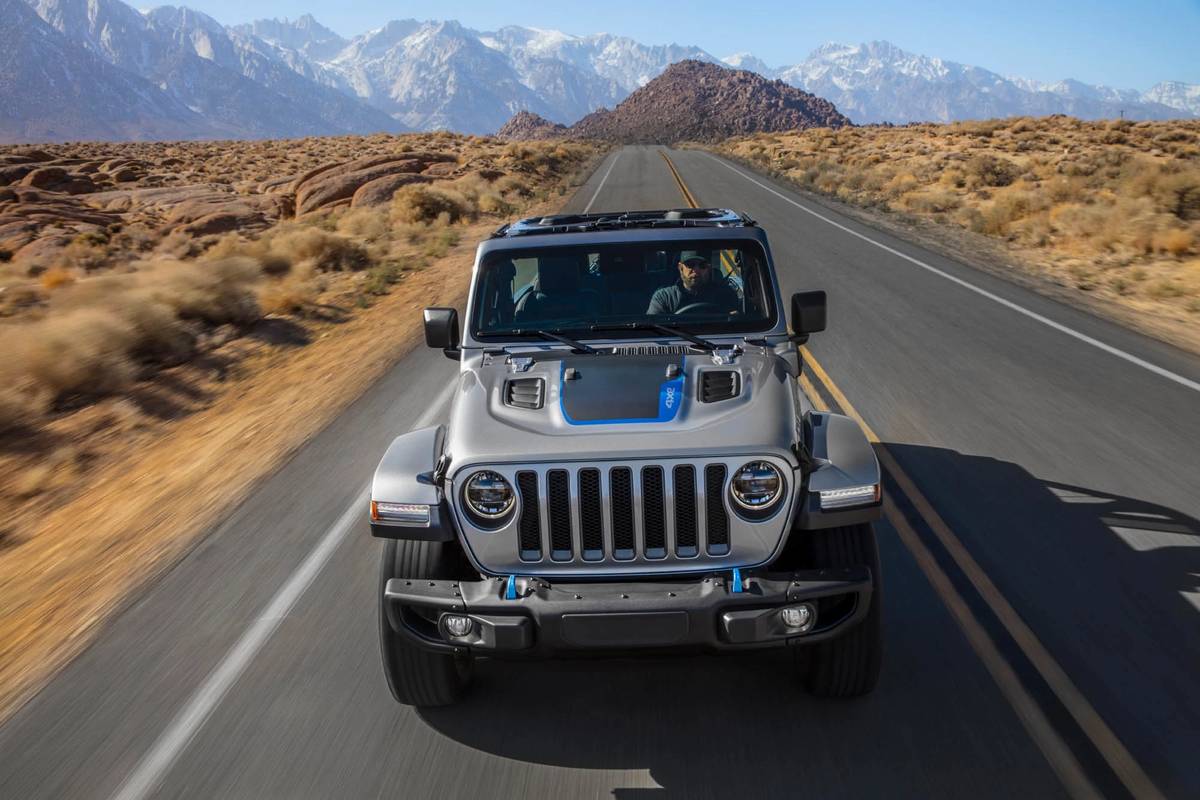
left=2, top=0, right=1197, bottom=144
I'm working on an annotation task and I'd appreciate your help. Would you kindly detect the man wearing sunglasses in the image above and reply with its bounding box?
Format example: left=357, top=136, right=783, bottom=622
left=646, top=252, right=741, bottom=317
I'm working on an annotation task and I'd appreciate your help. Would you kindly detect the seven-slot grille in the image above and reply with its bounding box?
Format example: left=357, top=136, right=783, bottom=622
left=512, top=462, right=733, bottom=564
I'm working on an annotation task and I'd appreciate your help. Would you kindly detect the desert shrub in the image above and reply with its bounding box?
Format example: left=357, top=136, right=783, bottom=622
left=420, top=225, right=461, bottom=259
left=39, top=267, right=75, bottom=290
left=1146, top=280, right=1187, bottom=299
left=1154, top=227, right=1194, bottom=257
left=155, top=230, right=204, bottom=259
left=900, top=190, right=961, bottom=214
left=391, top=184, right=469, bottom=224
left=363, top=262, right=404, bottom=296
left=137, top=257, right=261, bottom=325
left=259, top=279, right=316, bottom=315
left=882, top=171, right=919, bottom=198
left=55, top=237, right=110, bottom=272
left=1153, top=171, right=1200, bottom=221
left=335, top=207, right=390, bottom=242
left=965, top=154, right=1020, bottom=187
left=264, top=227, right=369, bottom=272
left=494, top=174, right=532, bottom=198
left=0, top=386, right=36, bottom=433
left=478, top=192, right=515, bottom=216
left=20, top=309, right=137, bottom=401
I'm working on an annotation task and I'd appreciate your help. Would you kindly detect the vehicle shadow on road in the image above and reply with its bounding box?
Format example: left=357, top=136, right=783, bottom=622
left=417, top=444, right=1200, bottom=798
left=883, top=444, right=1200, bottom=790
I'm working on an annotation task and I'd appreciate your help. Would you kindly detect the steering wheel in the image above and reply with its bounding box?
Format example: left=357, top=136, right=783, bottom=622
left=672, top=301, right=722, bottom=316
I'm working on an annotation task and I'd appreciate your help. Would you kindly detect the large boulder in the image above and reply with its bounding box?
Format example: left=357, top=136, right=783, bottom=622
left=20, top=167, right=68, bottom=189
left=18, top=167, right=96, bottom=195
left=296, top=159, right=427, bottom=215
left=0, top=164, right=37, bottom=186
left=350, top=173, right=432, bottom=208
left=178, top=210, right=270, bottom=237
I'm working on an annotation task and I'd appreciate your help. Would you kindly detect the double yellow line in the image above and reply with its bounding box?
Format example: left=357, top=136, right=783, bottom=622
left=660, top=149, right=700, bottom=208
left=660, top=149, right=1163, bottom=800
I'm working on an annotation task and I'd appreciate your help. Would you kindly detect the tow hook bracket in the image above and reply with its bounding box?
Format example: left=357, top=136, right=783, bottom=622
left=730, top=568, right=744, bottom=593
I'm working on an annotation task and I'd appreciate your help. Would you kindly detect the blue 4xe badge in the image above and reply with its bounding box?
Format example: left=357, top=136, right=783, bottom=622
left=656, top=376, right=685, bottom=421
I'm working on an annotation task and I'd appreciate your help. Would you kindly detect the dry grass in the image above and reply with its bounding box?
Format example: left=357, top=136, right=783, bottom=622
left=0, top=134, right=597, bottom=430
left=718, top=117, right=1200, bottom=341
left=0, top=158, right=595, bottom=722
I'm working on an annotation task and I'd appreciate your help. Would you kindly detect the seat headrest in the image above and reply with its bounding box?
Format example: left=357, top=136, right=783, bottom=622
left=537, top=255, right=583, bottom=294
left=599, top=249, right=642, bottom=275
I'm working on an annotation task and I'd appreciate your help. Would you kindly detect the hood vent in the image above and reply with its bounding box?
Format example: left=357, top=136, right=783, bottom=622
left=699, top=370, right=740, bottom=403
left=610, top=345, right=692, bottom=356
left=505, top=378, right=544, bottom=409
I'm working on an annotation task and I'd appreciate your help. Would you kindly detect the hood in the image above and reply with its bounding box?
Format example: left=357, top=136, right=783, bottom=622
left=443, top=344, right=801, bottom=469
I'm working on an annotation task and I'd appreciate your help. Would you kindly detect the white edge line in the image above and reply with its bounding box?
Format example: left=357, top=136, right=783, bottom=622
left=706, top=153, right=1200, bottom=394
left=110, top=379, right=458, bottom=800
left=583, top=150, right=621, bottom=214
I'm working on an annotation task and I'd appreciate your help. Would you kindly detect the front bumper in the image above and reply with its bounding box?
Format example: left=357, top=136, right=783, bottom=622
left=384, top=567, right=872, bottom=656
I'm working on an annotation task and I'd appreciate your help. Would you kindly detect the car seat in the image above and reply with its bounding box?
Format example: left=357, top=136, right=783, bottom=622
left=514, top=254, right=598, bottom=323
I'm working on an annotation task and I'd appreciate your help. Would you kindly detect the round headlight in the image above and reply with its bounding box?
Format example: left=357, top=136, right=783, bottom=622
left=730, top=461, right=783, bottom=511
left=463, top=471, right=514, bottom=519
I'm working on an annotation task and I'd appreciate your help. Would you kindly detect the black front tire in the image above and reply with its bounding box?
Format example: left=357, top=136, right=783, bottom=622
left=378, top=539, right=473, bottom=707
left=799, top=523, right=883, bottom=698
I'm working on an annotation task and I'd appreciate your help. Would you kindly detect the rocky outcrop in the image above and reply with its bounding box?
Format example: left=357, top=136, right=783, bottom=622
left=569, top=60, right=850, bottom=143
left=350, top=173, right=431, bottom=208
left=496, top=111, right=569, bottom=141
left=292, top=152, right=456, bottom=215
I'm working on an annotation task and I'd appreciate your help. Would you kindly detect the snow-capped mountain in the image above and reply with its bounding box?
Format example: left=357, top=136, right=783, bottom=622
left=17, top=0, right=403, bottom=139
left=0, top=0, right=218, bottom=142
left=773, top=41, right=1187, bottom=123
left=721, top=52, right=775, bottom=77
left=1143, top=81, right=1200, bottom=117
left=2, top=2, right=1196, bottom=145
left=145, top=5, right=402, bottom=135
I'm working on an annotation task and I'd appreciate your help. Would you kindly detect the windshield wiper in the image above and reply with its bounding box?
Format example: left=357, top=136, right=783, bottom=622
left=505, top=328, right=599, bottom=354
left=590, top=322, right=716, bottom=351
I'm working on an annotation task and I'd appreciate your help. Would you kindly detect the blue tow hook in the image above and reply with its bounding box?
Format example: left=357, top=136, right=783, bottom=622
left=505, top=575, right=519, bottom=600
left=730, top=568, right=744, bottom=593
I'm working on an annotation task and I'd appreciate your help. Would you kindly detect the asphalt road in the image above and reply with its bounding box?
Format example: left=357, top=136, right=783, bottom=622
left=2, top=145, right=1198, bottom=799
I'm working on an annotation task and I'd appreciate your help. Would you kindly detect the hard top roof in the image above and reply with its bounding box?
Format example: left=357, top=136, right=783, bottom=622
left=492, top=208, right=755, bottom=238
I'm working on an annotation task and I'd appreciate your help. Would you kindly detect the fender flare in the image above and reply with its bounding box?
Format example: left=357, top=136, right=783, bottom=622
left=796, top=412, right=883, bottom=530
left=369, top=425, right=457, bottom=541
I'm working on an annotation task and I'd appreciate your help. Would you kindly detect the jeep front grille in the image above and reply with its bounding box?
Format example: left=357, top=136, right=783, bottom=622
left=452, top=457, right=793, bottom=577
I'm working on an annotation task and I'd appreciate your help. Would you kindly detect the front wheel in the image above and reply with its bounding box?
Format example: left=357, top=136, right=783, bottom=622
left=797, top=523, right=883, bottom=698
left=378, top=539, right=473, bottom=707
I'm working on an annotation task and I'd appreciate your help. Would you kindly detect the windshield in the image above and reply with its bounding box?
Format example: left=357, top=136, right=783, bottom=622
left=471, top=239, right=777, bottom=338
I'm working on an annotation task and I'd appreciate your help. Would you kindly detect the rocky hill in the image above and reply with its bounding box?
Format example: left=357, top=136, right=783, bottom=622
left=569, top=60, right=850, bottom=143
left=496, top=111, right=569, bottom=140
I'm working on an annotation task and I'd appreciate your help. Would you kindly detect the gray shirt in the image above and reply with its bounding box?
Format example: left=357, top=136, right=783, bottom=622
left=646, top=279, right=740, bottom=316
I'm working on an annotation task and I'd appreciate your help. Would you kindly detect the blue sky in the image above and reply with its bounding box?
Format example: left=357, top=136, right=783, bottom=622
left=181, top=0, right=1200, bottom=89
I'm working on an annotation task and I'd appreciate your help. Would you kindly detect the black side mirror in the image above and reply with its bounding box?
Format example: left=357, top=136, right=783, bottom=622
left=423, top=307, right=460, bottom=359
left=789, top=291, right=827, bottom=343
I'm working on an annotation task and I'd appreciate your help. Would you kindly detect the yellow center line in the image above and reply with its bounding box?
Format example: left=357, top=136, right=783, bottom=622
left=803, top=348, right=1162, bottom=800
left=659, top=149, right=700, bottom=208
left=662, top=148, right=1164, bottom=800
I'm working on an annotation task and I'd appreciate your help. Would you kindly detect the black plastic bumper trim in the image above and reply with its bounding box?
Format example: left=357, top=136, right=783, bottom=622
left=384, top=567, right=872, bottom=655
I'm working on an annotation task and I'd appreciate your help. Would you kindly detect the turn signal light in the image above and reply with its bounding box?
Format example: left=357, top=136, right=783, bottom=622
left=818, top=484, right=881, bottom=510
left=370, top=501, right=431, bottom=526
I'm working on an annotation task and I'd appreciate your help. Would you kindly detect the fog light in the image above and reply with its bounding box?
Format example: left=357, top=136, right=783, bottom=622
left=780, top=604, right=815, bottom=632
left=442, top=614, right=474, bottom=638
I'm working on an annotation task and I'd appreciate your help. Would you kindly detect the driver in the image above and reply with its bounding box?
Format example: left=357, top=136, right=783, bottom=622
left=646, top=254, right=740, bottom=316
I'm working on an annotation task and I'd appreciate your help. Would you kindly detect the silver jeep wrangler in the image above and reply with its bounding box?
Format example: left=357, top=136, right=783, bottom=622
left=371, top=209, right=883, bottom=706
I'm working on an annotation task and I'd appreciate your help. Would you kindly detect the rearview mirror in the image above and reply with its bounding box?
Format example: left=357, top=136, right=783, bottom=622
left=423, top=307, right=460, bottom=359
left=789, top=291, right=827, bottom=343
